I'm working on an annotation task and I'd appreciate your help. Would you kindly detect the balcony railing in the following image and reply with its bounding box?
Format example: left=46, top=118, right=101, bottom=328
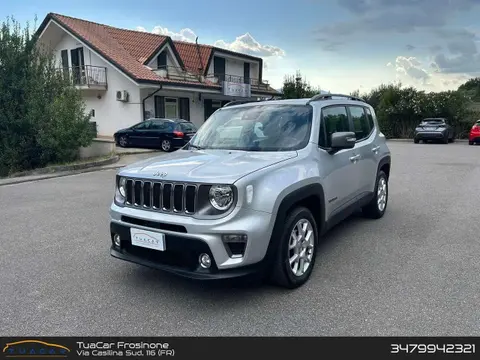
left=154, top=66, right=204, bottom=83
left=153, top=66, right=271, bottom=91
left=208, top=73, right=270, bottom=91
left=59, top=65, right=107, bottom=89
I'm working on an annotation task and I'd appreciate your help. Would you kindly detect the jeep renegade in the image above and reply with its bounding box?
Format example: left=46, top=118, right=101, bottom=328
left=109, top=94, right=391, bottom=289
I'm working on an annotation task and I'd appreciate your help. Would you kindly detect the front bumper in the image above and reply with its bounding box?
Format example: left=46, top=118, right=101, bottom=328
left=414, top=131, right=446, bottom=140
left=469, top=133, right=480, bottom=143
left=109, top=203, right=275, bottom=279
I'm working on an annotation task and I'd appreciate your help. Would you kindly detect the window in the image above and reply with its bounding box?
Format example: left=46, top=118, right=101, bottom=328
left=157, top=51, right=167, bottom=69
left=180, top=122, right=197, bottom=132
left=188, top=104, right=312, bottom=151
left=365, top=107, right=375, bottom=131
left=164, top=98, right=178, bottom=118
left=349, top=106, right=371, bottom=141
left=320, top=106, right=349, bottom=147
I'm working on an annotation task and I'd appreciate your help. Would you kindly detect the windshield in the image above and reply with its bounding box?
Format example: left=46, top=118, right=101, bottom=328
left=421, top=118, right=445, bottom=124
left=187, top=104, right=313, bottom=151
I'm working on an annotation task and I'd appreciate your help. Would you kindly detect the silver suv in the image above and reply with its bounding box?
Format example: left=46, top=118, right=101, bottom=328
left=110, top=94, right=391, bottom=289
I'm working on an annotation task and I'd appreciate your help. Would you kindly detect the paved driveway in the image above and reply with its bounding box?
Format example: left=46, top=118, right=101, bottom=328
left=0, top=142, right=479, bottom=336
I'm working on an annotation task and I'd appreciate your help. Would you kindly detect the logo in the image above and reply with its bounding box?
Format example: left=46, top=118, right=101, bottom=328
left=3, top=340, right=70, bottom=358
left=152, top=171, right=167, bottom=178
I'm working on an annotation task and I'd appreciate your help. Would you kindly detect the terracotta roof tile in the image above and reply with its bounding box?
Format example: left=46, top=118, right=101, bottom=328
left=173, top=41, right=212, bottom=74
left=51, top=13, right=162, bottom=82
left=43, top=13, right=278, bottom=94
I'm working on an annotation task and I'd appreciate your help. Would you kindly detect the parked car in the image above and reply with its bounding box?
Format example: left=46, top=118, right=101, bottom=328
left=469, top=120, right=480, bottom=145
left=114, top=118, right=197, bottom=151
left=109, top=94, right=391, bottom=289
left=413, top=118, right=455, bottom=144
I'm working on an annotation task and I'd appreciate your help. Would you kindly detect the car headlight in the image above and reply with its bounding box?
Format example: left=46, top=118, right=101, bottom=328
left=118, top=177, right=127, bottom=198
left=209, top=185, right=234, bottom=211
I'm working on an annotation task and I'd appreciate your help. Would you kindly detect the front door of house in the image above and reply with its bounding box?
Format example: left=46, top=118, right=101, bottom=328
left=164, top=98, right=178, bottom=118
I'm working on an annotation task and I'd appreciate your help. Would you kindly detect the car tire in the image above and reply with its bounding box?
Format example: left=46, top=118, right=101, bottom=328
left=414, top=138, right=419, bottom=144
left=362, top=170, right=388, bottom=219
left=161, top=139, right=173, bottom=152
left=443, top=134, right=449, bottom=144
left=270, top=207, right=318, bottom=289
left=118, top=136, right=128, bottom=148
left=469, top=141, right=474, bottom=145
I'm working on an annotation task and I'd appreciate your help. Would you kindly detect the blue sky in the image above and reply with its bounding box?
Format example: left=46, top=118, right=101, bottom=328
left=3, top=0, right=480, bottom=93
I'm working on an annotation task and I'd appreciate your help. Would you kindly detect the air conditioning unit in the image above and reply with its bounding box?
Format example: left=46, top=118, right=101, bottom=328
left=116, top=90, right=129, bottom=102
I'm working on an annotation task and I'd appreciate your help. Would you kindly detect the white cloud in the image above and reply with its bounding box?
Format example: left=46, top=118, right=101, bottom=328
left=214, top=33, right=286, bottom=58
left=387, top=55, right=471, bottom=91
left=136, top=25, right=197, bottom=42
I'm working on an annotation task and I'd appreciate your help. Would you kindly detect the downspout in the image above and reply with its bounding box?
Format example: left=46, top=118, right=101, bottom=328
left=142, top=85, right=163, bottom=120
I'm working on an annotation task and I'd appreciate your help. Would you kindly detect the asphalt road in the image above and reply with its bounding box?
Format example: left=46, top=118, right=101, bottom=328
left=1, top=142, right=479, bottom=336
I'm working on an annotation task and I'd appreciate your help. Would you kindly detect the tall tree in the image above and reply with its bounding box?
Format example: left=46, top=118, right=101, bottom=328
left=281, top=71, right=322, bottom=99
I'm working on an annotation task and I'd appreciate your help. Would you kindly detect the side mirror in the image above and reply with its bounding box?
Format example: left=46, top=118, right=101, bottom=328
left=330, top=132, right=356, bottom=151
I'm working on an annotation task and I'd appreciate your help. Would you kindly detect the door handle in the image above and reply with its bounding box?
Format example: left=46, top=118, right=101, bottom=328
left=349, top=154, right=360, bottom=162
left=372, top=146, right=380, bottom=153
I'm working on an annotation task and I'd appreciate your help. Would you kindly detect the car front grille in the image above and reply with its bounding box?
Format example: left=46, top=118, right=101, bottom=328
left=125, top=179, right=198, bottom=214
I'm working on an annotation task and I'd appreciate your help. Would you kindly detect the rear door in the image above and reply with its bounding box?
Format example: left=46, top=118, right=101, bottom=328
left=347, top=105, right=378, bottom=196
left=315, top=105, right=359, bottom=219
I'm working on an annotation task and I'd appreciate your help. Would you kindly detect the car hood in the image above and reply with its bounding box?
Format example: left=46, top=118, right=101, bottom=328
left=119, top=149, right=298, bottom=184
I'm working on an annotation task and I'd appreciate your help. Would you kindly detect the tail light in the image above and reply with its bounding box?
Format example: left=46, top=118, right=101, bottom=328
left=173, top=131, right=184, bottom=137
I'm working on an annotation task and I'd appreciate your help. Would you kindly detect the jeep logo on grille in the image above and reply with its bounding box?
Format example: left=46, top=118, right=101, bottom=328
left=153, top=171, right=167, bottom=177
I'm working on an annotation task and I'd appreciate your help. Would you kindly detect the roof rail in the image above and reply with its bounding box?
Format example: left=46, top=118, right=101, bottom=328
left=223, top=96, right=278, bottom=107
left=307, top=93, right=365, bottom=104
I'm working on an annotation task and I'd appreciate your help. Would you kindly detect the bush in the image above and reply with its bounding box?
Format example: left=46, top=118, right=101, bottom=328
left=0, top=16, right=93, bottom=177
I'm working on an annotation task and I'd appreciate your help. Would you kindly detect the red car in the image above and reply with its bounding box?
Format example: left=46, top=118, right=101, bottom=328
left=469, top=120, right=480, bottom=145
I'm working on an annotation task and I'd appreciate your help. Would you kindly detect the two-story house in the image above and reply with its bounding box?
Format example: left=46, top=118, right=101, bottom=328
left=35, top=13, right=280, bottom=137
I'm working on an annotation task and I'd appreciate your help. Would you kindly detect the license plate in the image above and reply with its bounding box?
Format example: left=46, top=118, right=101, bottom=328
left=425, top=127, right=435, bottom=130
left=130, top=228, right=165, bottom=251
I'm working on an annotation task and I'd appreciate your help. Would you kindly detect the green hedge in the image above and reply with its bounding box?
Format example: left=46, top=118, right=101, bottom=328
left=0, top=17, right=94, bottom=177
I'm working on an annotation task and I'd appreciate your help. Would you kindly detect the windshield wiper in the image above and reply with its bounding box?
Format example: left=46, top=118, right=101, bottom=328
left=188, top=144, right=204, bottom=150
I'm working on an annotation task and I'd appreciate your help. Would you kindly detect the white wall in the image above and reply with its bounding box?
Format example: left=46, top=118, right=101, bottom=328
left=146, top=44, right=179, bottom=69
left=141, top=89, right=205, bottom=129
left=206, top=52, right=261, bottom=80
left=46, top=24, right=142, bottom=137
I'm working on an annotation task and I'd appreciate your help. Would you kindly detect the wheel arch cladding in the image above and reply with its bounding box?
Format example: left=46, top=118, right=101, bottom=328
left=263, top=183, right=325, bottom=267
left=378, top=155, right=391, bottom=179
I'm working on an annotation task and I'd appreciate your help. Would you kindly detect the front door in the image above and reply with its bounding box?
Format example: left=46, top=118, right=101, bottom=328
left=316, top=105, right=360, bottom=220
left=164, top=98, right=178, bottom=118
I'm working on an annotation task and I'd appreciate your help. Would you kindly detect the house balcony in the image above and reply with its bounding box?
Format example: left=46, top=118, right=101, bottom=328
left=154, top=66, right=204, bottom=83
left=59, top=65, right=108, bottom=90
left=207, top=73, right=270, bottom=91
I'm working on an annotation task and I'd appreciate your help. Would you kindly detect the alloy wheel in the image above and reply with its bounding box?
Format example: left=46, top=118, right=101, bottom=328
left=377, top=177, right=388, bottom=212
left=288, top=219, right=315, bottom=277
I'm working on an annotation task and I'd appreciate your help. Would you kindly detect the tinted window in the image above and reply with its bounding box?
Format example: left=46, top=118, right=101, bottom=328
left=349, top=106, right=371, bottom=140
left=365, top=108, right=375, bottom=131
left=320, top=106, right=349, bottom=147
left=132, top=122, right=147, bottom=129
left=180, top=122, right=197, bottom=132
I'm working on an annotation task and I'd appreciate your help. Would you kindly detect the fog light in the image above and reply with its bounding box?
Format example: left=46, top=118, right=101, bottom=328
left=113, top=234, right=121, bottom=247
left=199, top=253, right=211, bottom=269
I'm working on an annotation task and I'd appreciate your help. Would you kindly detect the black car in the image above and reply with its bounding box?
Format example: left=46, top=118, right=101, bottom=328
left=413, top=118, right=455, bottom=144
left=114, top=118, right=197, bottom=151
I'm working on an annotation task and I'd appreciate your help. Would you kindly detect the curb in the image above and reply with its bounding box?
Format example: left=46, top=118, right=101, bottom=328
left=0, top=164, right=125, bottom=187
left=387, top=138, right=468, bottom=142
left=8, top=155, right=120, bottom=178
left=117, top=150, right=160, bottom=156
